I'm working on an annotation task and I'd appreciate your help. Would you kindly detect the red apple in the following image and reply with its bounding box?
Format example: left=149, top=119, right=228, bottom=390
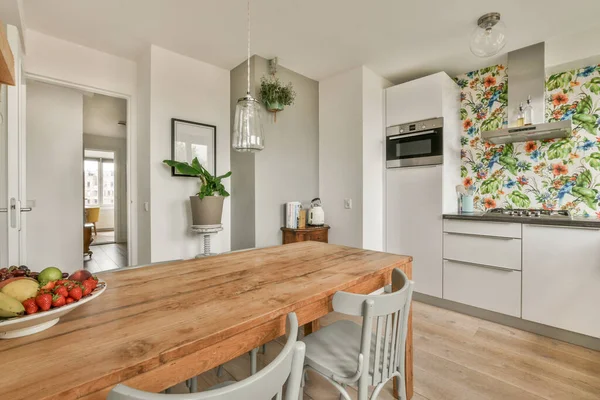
left=68, top=269, right=92, bottom=282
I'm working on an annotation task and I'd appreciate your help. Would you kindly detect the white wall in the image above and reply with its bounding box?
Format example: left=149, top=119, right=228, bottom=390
left=83, top=134, right=128, bottom=242
left=26, top=81, right=83, bottom=272
left=319, top=67, right=363, bottom=248
left=362, top=67, right=392, bottom=251
left=25, top=30, right=136, bottom=95
left=24, top=29, right=138, bottom=265
left=319, top=66, right=389, bottom=250
left=229, top=59, right=256, bottom=251
left=252, top=57, right=319, bottom=248
left=149, top=46, right=231, bottom=261
left=83, top=94, right=127, bottom=138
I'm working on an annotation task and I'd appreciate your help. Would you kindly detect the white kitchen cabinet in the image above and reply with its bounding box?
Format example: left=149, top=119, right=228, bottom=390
left=522, top=224, right=600, bottom=338
left=443, top=259, right=522, bottom=317
left=443, top=232, right=522, bottom=271
left=443, top=219, right=521, bottom=238
left=385, top=73, right=444, bottom=127
left=386, top=165, right=442, bottom=297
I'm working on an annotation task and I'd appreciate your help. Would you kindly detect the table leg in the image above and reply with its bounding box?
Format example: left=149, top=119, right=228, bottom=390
left=303, top=319, right=320, bottom=336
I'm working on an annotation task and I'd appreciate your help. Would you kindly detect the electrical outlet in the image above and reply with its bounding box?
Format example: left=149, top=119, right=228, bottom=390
left=144, top=202, right=150, bottom=212
left=344, top=198, right=352, bottom=209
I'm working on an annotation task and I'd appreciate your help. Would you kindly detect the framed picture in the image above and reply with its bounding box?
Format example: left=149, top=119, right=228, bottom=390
left=171, top=118, right=216, bottom=177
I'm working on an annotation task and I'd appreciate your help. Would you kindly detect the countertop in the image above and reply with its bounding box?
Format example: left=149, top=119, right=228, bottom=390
left=443, top=212, right=600, bottom=228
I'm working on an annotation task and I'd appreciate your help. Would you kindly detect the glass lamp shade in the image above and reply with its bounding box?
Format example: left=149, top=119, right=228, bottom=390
left=232, top=95, right=265, bottom=152
left=470, top=19, right=506, bottom=57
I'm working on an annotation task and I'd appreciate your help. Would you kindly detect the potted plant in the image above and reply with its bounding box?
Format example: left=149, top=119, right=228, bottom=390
left=163, top=157, right=231, bottom=226
left=259, top=75, right=296, bottom=121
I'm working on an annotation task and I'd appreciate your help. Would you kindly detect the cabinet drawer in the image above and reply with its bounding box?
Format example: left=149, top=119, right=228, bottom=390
left=306, top=231, right=327, bottom=242
left=444, top=232, right=521, bottom=270
left=443, top=260, right=521, bottom=317
left=443, top=219, right=521, bottom=238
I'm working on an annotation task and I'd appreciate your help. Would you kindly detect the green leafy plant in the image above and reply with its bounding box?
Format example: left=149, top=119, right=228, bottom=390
left=259, top=76, right=296, bottom=109
left=163, top=157, right=231, bottom=199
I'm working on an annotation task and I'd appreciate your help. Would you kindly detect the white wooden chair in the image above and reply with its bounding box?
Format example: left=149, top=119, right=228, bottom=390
left=107, top=312, right=305, bottom=400
left=300, top=268, right=413, bottom=400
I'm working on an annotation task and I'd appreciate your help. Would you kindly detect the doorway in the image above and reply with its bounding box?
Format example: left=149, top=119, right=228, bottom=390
left=17, top=80, right=130, bottom=273
left=0, top=26, right=135, bottom=274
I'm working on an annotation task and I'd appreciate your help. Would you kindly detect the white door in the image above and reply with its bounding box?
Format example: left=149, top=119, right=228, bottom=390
left=26, top=81, right=83, bottom=272
left=522, top=224, right=600, bottom=338
left=385, top=165, right=443, bottom=297
left=0, top=25, right=27, bottom=267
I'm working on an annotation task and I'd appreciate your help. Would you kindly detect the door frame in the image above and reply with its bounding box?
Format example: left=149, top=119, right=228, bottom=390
left=25, top=72, right=136, bottom=266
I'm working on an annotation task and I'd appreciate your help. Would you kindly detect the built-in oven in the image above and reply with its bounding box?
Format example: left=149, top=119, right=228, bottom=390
left=386, top=117, right=443, bottom=168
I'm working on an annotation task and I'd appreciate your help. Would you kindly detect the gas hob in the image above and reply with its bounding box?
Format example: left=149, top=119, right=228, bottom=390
left=484, top=208, right=572, bottom=219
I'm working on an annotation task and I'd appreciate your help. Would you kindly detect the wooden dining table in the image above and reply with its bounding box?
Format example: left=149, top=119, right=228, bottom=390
left=0, top=242, right=413, bottom=400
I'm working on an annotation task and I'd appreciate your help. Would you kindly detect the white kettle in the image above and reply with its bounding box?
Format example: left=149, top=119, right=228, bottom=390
left=308, top=198, right=325, bottom=226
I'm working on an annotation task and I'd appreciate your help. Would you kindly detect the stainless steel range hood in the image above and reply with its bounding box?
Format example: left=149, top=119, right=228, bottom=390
left=482, top=43, right=572, bottom=144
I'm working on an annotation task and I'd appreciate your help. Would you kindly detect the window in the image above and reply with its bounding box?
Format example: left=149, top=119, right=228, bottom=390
left=84, top=156, right=115, bottom=206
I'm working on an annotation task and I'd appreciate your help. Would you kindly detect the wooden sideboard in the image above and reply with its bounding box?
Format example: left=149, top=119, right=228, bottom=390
left=281, top=225, right=330, bottom=244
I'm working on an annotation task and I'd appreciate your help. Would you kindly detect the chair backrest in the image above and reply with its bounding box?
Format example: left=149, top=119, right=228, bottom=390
left=107, top=312, right=305, bottom=400
left=332, top=268, right=413, bottom=386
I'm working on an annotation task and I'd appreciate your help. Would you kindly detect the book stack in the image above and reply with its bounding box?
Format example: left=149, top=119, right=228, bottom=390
left=285, top=202, right=302, bottom=229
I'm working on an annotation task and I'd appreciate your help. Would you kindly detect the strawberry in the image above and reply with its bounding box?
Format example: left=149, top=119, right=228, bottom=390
left=22, top=298, right=39, bottom=315
left=56, top=279, right=68, bottom=286
left=40, top=280, right=56, bottom=290
left=65, top=297, right=75, bottom=305
left=51, top=294, right=66, bottom=308
left=82, top=279, right=95, bottom=296
left=54, top=285, right=69, bottom=298
left=85, top=277, right=98, bottom=290
left=68, top=285, right=83, bottom=301
left=35, top=293, right=52, bottom=311
left=64, top=280, right=77, bottom=290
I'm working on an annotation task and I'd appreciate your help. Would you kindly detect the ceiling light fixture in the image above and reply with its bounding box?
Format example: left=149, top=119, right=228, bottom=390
left=232, top=0, right=265, bottom=152
left=470, top=12, right=507, bottom=58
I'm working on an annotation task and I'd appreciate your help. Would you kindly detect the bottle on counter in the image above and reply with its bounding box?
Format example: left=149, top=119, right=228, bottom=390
left=516, top=103, right=525, bottom=127
left=524, top=95, right=534, bottom=126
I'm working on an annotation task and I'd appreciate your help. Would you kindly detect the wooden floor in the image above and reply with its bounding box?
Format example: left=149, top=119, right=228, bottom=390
left=84, top=243, right=127, bottom=273
left=91, top=230, right=115, bottom=245
left=169, top=301, right=600, bottom=399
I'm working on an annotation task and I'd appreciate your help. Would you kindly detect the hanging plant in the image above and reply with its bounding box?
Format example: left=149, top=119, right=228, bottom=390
left=259, top=75, right=296, bottom=122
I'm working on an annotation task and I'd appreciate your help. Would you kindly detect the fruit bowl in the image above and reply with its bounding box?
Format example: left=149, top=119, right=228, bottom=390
left=0, top=281, right=106, bottom=339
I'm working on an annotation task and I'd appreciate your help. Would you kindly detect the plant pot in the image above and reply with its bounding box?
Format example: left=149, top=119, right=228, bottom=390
left=189, top=195, right=224, bottom=226
left=266, top=100, right=284, bottom=112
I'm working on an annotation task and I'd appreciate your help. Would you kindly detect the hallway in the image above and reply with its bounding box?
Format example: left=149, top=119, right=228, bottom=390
left=84, top=243, right=127, bottom=273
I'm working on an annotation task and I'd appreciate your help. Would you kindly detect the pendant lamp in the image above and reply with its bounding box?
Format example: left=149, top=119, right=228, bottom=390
left=232, top=0, right=264, bottom=152
left=470, top=12, right=507, bottom=58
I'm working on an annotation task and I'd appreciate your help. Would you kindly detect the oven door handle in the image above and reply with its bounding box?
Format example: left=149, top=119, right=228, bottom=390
left=387, top=130, right=436, bottom=140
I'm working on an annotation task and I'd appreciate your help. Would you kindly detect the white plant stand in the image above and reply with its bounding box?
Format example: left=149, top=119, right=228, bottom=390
left=191, top=224, right=223, bottom=258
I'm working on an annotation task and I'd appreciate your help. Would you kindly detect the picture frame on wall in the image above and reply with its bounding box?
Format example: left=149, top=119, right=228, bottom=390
left=171, top=118, right=216, bottom=177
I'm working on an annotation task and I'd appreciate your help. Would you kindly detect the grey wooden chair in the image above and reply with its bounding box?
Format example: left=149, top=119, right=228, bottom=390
left=107, top=312, right=305, bottom=400
left=300, top=268, right=413, bottom=400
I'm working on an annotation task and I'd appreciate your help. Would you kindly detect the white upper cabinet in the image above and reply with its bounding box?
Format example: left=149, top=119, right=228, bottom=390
left=385, top=73, right=445, bottom=127
left=522, top=224, right=600, bottom=338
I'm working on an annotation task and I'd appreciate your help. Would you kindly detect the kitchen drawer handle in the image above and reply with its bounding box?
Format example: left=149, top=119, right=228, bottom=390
left=443, top=232, right=516, bottom=240
left=524, top=224, right=600, bottom=231
left=444, top=258, right=516, bottom=272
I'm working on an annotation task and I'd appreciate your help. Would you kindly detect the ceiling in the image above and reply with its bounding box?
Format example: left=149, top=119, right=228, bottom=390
left=21, top=0, right=600, bottom=83
left=83, top=93, right=127, bottom=138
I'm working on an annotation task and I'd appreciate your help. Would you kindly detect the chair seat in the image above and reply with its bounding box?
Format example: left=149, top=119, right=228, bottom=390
left=303, top=320, right=396, bottom=384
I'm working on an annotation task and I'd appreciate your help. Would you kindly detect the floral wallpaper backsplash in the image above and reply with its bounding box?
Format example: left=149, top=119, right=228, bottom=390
left=456, top=63, right=600, bottom=217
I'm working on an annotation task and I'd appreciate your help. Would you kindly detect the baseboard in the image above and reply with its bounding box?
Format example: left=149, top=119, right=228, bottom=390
left=414, top=292, right=600, bottom=351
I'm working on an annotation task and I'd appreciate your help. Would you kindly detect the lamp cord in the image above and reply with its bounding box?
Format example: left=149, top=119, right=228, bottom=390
left=246, top=0, right=251, bottom=95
